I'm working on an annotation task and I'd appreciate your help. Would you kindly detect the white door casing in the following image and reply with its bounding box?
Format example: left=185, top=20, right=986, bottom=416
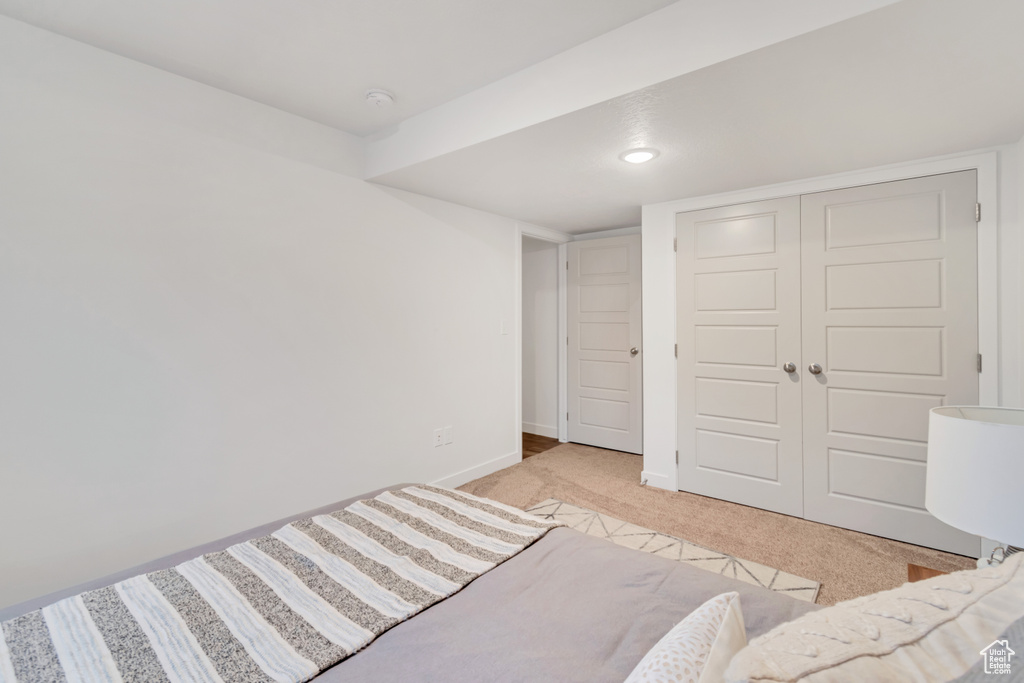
left=568, top=235, right=643, bottom=454
left=801, top=171, right=980, bottom=556
left=676, top=197, right=804, bottom=516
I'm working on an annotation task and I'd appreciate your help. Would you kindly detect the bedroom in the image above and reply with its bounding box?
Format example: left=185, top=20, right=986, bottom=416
left=2, top=0, right=1023, bottom=680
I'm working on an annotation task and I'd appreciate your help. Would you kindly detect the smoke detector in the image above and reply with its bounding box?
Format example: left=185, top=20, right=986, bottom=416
left=366, top=89, right=395, bottom=108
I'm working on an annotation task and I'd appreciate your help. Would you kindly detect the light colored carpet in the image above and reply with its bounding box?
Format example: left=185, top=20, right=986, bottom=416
left=526, top=498, right=820, bottom=602
left=458, top=442, right=976, bottom=606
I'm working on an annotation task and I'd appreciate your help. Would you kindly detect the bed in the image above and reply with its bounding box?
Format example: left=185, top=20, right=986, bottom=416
left=6, top=484, right=1021, bottom=682
left=0, top=484, right=816, bottom=682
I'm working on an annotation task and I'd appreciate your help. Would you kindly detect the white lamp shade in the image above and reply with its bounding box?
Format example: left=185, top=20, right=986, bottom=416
left=926, top=406, right=1024, bottom=547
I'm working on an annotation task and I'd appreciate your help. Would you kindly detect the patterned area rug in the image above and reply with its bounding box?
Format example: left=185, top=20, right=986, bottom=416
left=525, top=499, right=820, bottom=603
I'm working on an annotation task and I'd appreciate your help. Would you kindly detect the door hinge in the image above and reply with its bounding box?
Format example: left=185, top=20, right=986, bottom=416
left=976, top=203, right=981, bottom=222
left=978, top=353, right=983, bottom=373
left=673, top=238, right=677, bottom=252
left=674, top=343, right=678, bottom=359
left=567, top=412, right=570, bottom=421
left=566, top=260, right=569, bottom=270
left=675, top=450, right=679, bottom=465
left=567, top=336, right=569, bottom=346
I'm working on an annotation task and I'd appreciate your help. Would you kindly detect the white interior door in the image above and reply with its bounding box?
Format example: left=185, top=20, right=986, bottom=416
left=801, top=171, right=980, bottom=555
left=567, top=235, right=643, bottom=454
left=676, top=198, right=804, bottom=516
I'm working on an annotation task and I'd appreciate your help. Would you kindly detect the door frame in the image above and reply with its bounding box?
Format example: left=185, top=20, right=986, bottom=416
left=515, top=224, right=646, bottom=457
left=641, top=149, right=1001, bottom=493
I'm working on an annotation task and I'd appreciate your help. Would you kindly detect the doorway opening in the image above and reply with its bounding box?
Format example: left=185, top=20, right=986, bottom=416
left=522, top=236, right=561, bottom=457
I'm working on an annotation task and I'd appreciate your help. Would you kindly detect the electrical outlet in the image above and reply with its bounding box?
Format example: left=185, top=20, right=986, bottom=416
left=433, top=428, right=443, bottom=447
left=443, top=426, right=453, bottom=444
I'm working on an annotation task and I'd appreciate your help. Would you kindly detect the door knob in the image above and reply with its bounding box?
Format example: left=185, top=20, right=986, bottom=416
left=808, top=363, right=823, bottom=375
left=630, top=347, right=639, bottom=357
left=783, top=362, right=796, bottom=373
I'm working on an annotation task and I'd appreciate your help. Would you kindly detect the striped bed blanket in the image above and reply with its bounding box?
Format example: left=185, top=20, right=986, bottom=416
left=0, top=485, right=562, bottom=682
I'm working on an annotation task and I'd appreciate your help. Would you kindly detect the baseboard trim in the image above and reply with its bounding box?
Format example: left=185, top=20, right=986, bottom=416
left=522, top=422, right=558, bottom=439
left=641, top=470, right=674, bottom=491
left=431, top=451, right=521, bottom=489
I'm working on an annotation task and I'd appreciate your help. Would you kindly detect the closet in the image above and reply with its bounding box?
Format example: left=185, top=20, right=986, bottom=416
left=676, top=171, right=980, bottom=555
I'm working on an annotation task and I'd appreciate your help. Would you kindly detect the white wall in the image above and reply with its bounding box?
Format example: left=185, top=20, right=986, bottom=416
left=1012, top=134, right=1024, bottom=407
left=521, top=238, right=560, bottom=437
left=0, top=17, right=524, bottom=609
left=995, top=140, right=1022, bottom=409
left=642, top=147, right=1024, bottom=492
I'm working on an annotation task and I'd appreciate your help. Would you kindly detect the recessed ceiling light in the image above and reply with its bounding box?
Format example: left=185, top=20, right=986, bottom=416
left=619, top=148, right=659, bottom=164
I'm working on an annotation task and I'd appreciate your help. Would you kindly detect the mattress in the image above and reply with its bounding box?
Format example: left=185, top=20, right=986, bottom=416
left=0, top=485, right=819, bottom=682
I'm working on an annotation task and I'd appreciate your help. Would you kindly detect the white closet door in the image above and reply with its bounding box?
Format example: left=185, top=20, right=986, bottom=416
left=801, top=171, right=980, bottom=556
left=568, top=235, right=643, bottom=454
left=676, top=198, right=804, bottom=516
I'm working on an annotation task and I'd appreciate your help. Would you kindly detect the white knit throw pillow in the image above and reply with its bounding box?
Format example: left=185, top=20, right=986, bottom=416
left=626, top=591, right=747, bottom=683
left=726, top=553, right=1024, bottom=682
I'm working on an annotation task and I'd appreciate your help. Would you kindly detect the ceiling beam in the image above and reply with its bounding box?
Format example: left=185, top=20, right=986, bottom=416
left=364, top=0, right=900, bottom=179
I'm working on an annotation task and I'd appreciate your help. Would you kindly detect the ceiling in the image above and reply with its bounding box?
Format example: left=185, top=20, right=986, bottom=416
left=373, top=0, right=1024, bottom=232
left=0, top=0, right=675, bottom=136
left=3, top=0, right=1024, bottom=234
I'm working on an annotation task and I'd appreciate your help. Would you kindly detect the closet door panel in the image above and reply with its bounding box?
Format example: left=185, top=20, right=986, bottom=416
left=801, top=171, right=980, bottom=556
left=677, top=197, right=803, bottom=516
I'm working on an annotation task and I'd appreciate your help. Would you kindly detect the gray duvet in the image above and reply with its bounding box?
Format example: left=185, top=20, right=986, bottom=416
left=0, top=485, right=818, bottom=682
